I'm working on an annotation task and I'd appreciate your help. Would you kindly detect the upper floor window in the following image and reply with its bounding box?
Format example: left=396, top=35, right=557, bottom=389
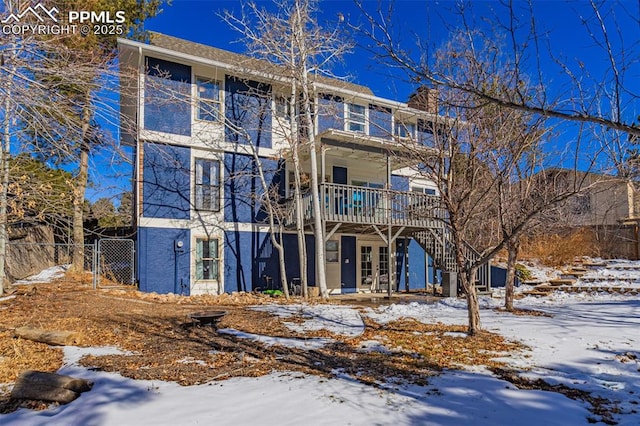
left=195, top=158, right=220, bottom=211
left=196, top=77, right=221, bottom=122
left=411, top=186, right=437, bottom=196
left=195, top=238, right=219, bottom=280
left=571, top=193, right=591, bottom=215
left=275, top=96, right=292, bottom=119
left=144, top=57, right=191, bottom=136
left=347, top=104, right=366, bottom=133
left=396, top=122, right=416, bottom=139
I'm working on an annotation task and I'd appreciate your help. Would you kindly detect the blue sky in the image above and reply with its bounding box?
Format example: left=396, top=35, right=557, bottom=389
left=143, top=0, right=639, bottom=111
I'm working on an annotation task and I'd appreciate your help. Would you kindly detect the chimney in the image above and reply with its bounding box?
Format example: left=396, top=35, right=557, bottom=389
left=408, top=86, right=438, bottom=114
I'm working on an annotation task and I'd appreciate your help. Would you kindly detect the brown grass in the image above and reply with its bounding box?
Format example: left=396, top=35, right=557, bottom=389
left=0, top=278, right=615, bottom=423
left=520, top=228, right=601, bottom=267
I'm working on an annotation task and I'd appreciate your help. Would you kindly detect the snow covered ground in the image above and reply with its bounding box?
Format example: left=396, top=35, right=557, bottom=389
left=2, top=262, right=640, bottom=425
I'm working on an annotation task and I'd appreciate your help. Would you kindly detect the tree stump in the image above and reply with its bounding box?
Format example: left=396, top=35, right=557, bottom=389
left=10, top=371, right=93, bottom=404
left=13, top=326, right=82, bottom=346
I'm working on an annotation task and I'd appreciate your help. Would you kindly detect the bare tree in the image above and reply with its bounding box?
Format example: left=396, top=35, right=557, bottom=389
left=0, top=28, right=85, bottom=294
left=223, top=0, right=353, bottom=299
left=357, top=0, right=639, bottom=138
left=397, top=31, right=605, bottom=333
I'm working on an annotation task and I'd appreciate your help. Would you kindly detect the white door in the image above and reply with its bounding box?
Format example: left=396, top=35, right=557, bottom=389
left=358, top=243, right=390, bottom=292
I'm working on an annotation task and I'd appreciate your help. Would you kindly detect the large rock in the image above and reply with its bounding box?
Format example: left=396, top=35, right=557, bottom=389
left=6, top=225, right=57, bottom=282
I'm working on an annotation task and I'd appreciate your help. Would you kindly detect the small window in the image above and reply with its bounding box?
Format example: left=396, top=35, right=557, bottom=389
left=195, top=158, right=220, bottom=211
left=396, top=122, right=416, bottom=138
left=326, top=240, right=339, bottom=263
left=571, top=193, right=591, bottom=215
left=411, top=186, right=437, bottom=196
left=196, top=77, right=221, bottom=121
left=288, top=171, right=310, bottom=195
left=196, top=238, right=219, bottom=280
left=347, top=104, right=366, bottom=133
left=275, top=96, right=292, bottom=118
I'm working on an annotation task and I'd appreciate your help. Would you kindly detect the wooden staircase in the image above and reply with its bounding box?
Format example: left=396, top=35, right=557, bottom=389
left=412, top=227, right=491, bottom=293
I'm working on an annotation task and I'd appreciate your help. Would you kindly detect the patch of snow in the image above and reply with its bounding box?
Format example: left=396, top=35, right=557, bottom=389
left=357, top=340, right=392, bottom=354
left=252, top=303, right=365, bottom=337
left=217, top=328, right=334, bottom=350
left=13, top=265, right=69, bottom=285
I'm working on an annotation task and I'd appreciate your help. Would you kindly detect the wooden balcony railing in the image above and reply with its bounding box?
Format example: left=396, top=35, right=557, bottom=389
left=291, top=183, right=445, bottom=228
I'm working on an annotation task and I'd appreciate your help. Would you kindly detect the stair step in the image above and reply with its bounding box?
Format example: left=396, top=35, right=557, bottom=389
left=560, top=271, right=586, bottom=279
left=549, top=278, right=576, bottom=286
left=522, top=290, right=552, bottom=296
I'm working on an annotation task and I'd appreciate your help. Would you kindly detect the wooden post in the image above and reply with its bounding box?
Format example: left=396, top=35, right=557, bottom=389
left=14, top=327, right=82, bottom=346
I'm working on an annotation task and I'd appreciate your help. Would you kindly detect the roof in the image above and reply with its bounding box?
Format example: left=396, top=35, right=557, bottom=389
left=147, top=32, right=374, bottom=97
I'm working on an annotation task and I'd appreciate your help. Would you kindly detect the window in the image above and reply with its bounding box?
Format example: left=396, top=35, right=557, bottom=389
left=361, top=246, right=373, bottom=285
left=196, top=77, right=221, bottom=121
left=379, top=246, right=389, bottom=277
left=571, top=193, right=591, bottom=215
left=396, top=122, right=416, bottom=138
left=288, top=171, right=310, bottom=195
left=411, top=186, right=437, bottom=196
left=347, top=104, right=366, bottom=133
left=326, top=240, right=339, bottom=263
left=417, top=120, right=436, bottom=146
left=144, top=57, right=192, bottom=136
left=195, top=159, right=220, bottom=211
left=275, top=96, right=292, bottom=118
left=196, top=238, right=219, bottom=280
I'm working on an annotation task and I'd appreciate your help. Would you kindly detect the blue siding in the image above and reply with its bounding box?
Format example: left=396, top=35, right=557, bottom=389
left=282, top=233, right=316, bottom=288
left=144, top=57, right=191, bottom=136
left=317, top=95, right=343, bottom=133
left=138, top=227, right=191, bottom=295
left=369, top=105, right=392, bottom=138
left=224, top=153, right=280, bottom=224
left=224, top=76, right=272, bottom=149
left=224, top=231, right=315, bottom=293
left=142, top=143, right=191, bottom=219
left=399, top=239, right=432, bottom=291
left=340, top=236, right=356, bottom=291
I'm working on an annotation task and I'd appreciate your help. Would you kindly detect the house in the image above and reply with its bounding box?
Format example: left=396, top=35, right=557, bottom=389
left=117, top=33, right=490, bottom=296
left=537, top=169, right=640, bottom=258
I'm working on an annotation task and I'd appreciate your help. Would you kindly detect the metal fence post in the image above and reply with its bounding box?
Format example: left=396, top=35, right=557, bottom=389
left=93, top=240, right=99, bottom=289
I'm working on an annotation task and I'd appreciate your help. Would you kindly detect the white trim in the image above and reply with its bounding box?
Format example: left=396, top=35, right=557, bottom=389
left=139, top=217, right=191, bottom=229
left=191, top=233, right=223, bottom=295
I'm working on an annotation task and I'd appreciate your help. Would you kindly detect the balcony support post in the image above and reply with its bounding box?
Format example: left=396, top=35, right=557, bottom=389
left=387, top=155, right=393, bottom=298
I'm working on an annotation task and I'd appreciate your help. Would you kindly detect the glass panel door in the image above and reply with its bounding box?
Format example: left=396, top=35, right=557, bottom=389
left=360, top=245, right=373, bottom=286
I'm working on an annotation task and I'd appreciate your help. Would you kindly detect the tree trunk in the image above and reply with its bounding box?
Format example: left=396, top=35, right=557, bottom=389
left=275, top=228, right=290, bottom=299
left=71, top=97, right=92, bottom=273
left=461, top=269, right=482, bottom=335
left=0, top=57, right=12, bottom=295
left=293, top=3, right=328, bottom=300
left=289, top=80, right=308, bottom=299
left=292, top=146, right=308, bottom=298
left=504, top=239, right=520, bottom=311
left=14, top=326, right=83, bottom=346
left=299, top=81, right=327, bottom=299
left=11, top=370, right=92, bottom=403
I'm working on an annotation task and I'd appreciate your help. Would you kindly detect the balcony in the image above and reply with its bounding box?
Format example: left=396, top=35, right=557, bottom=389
left=288, top=183, right=445, bottom=231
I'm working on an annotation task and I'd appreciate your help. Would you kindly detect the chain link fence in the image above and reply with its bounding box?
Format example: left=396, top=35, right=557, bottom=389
left=95, top=239, right=135, bottom=287
left=7, top=239, right=135, bottom=288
